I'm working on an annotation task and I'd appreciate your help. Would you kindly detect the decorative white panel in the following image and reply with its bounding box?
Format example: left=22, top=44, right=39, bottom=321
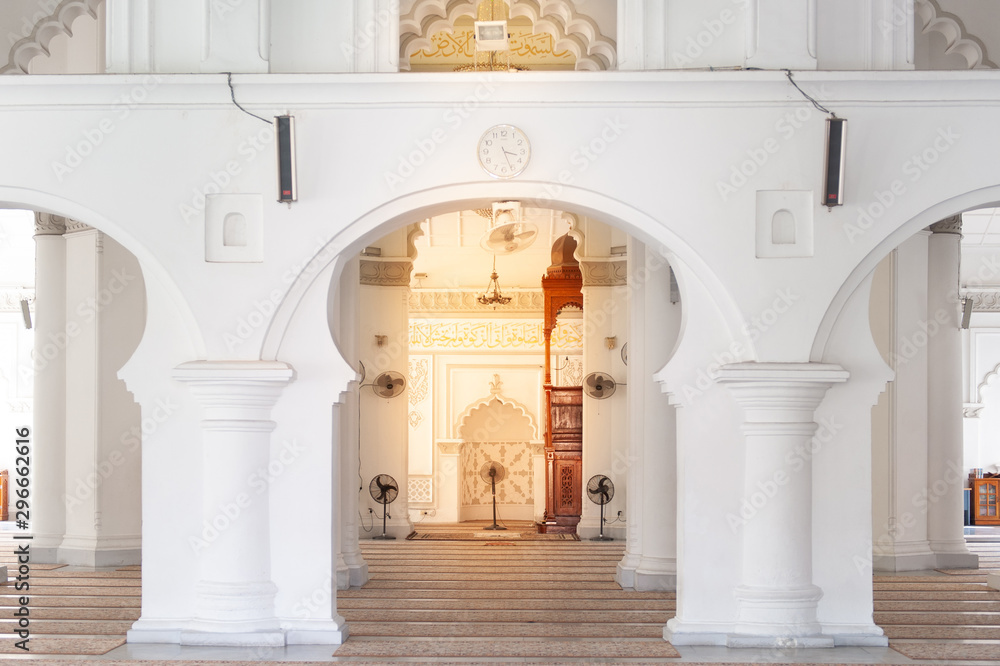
left=408, top=475, right=433, bottom=505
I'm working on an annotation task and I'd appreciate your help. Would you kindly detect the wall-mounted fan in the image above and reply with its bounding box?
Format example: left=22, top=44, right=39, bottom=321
left=479, top=201, right=537, bottom=255
left=479, top=461, right=507, bottom=531
left=369, top=371, right=406, bottom=399
left=586, top=474, right=615, bottom=541
left=369, top=473, right=399, bottom=540
left=584, top=372, right=618, bottom=400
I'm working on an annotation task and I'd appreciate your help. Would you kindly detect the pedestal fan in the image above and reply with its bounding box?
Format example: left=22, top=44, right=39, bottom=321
left=479, top=461, right=507, bottom=530
left=586, top=474, right=615, bottom=541
left=369, top=473, right=399, bottom=540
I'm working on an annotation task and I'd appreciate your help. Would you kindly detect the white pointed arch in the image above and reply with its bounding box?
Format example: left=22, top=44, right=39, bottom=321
left=915, top=0, right=997, bottom=70
left=456, top=393, right=540, bottom=440
left=1, top=0, right=103, bottom=75
left=399, top=0, right=616, bottom=71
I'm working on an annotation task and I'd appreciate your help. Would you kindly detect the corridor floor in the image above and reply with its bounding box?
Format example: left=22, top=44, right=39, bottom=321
left=0, top=527, right=997, bottom=664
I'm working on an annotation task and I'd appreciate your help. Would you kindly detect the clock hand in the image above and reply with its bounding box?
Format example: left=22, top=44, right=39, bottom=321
left=502, top=149, right=512, bottom=169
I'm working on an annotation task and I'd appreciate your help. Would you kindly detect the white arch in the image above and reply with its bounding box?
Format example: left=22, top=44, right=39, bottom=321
left=399, top=0, right=616, bottom=71
left=915, top=0, right=997, bottom=70
left=811, top=185, right=1000, bottom=361
left=261, top=181, right=753, bottom=379
left=457, top=393, right=540, bottom=440
left=1, top=0, right=102, bottom=75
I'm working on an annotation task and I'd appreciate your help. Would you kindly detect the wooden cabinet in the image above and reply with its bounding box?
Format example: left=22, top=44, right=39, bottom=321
left=972, top=478, right=1000, bottom=525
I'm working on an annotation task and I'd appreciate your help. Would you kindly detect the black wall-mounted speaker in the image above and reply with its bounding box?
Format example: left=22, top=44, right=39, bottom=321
left=276, top=115, right=296, bottom=203
left=824, top=118, right=846, bottom=207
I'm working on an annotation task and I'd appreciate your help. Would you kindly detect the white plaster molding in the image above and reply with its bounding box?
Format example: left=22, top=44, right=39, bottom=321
left=359, top=259, right=413, bottom=286
left=0, top=290, right=34, bottom=312
left=1, top=0, right=103, bottom=75
left=974, top=360, right=1000, bottom=405
left=961, top=288, right=1000, bottom=311
left=580, top=260, right=627, bottom=286
left=964, top=402, right=984, bottom=418
left=915, top=0, right=997, bottom=70
left=399, top=0, right=616, bottom=71
left=33, top=212, right=67, bottom=235
left=436, top=439, right=462, bottom=454
left=64, top=219, right=94, bottom=234
left=928, top=215, right=962, bottom=234
left=409, top=289, right=543, bottom=314
left=455, top=393, right=540, bottom=440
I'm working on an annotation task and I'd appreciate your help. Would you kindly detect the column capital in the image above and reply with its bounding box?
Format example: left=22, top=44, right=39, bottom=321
left=359, top=259, right=413, bottom=286
left=929, top=216, right=962, bottom=235
left=33, top=212, right=66, bottom=236
left=581, top=260, right=628, bottom=287
left=713, top=363, right=848, bottom=424
left=173, top=361, right=294, bottom=420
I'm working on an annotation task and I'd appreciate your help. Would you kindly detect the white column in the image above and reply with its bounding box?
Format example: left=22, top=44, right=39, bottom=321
left=715, top=362, right=847, bottom=648
left=926, top=217, right=977, bottom=568
left=579, top=260, right=627, bottom=540
left=617, top=239, right=645, bottom=587
left=174, top=361, right=292, bottom=646
left=870, top=234, right=937, bottom=571
left=337, top=257, right=367, bottom=588
left=745, top=0, right=817, bottom=70
left=635, top=251, right=679, bottom=591
left=30, top=213, right=67, bottom=561
left=358, top=258, right=413, bottom=539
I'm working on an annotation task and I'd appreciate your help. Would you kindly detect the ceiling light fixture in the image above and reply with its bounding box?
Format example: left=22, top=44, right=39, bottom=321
left=477, top=256, right=513, bottom=309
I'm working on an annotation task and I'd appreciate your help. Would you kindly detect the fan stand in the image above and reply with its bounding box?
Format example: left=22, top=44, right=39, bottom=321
left=591, top=502, right=614, bottom=541
left=483, top=475, right=507, bottom=530
left=372, top=496, right=396, bottom=540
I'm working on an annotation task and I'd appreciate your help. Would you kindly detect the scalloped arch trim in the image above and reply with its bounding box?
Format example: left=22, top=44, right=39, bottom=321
left=457, top=394, right=540, bottom=440
left=399, top=0, right=616, bottom=71
left=1, top=0, right=102, bottom=75
left=915, top=0, right=997, bottom=70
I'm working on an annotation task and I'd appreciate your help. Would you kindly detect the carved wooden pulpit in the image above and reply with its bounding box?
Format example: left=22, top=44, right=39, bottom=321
left=537, top=234, right=584, bottom=534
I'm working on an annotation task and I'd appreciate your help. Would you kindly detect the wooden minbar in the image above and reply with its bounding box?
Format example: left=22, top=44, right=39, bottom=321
left=537, top=234, right=584, bottom=534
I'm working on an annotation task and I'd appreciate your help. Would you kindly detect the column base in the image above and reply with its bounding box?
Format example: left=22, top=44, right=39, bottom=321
left=634, top=556, right=677, bottom=591
left=727, top=634, right=834, bottom=648
left=733, top=584, right=823, bottom=637
left=615, top=552, right=642, bottom=588
left=930, top=540, right=979, bottom=569
left=873, top=550, right=937, bottom=572
left=180, top=630, right=285, bottom=647
left=284, top=617, right=349, bottom=645
left=193, top=580, right=279, bottom=632
left=987, top=572, right=999, bottom=590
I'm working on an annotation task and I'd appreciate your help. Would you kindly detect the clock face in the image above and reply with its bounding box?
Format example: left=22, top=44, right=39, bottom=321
left=478, top=125, right=530, bottom=178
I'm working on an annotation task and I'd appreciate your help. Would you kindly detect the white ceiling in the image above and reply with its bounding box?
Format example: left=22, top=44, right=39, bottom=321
left=411, top=208, right=573, bottom=289
left=962, top=208, right=1000, bottom=245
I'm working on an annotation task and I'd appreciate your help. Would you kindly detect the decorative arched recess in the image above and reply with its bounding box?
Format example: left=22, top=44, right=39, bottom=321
left=0, top=0, right=102, bottom=74
left=974, top=360, right=1000, bottom=405
left=811, top=185, right=1000, bottom=362
left=457, top=394, right=540, bottom=440
left=915, top=0, right=997, bottom=70
left=399, top=0, right=616, bottom=71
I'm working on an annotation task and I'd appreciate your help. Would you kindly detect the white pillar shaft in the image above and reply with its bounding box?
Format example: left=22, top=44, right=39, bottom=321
left=926, top=222, right=976, bottom=565
left=30, top=221, right=67, bottom=556
left=175, top=361, right=292, bottom=642
left=716, top=363, right=847, bottom=645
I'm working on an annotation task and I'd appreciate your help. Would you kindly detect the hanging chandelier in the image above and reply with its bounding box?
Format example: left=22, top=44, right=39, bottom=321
left=477, top=255, right=512, bottom=308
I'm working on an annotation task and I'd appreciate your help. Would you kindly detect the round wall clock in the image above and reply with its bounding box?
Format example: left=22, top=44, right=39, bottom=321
left=477, top=124, right=530, bottom=178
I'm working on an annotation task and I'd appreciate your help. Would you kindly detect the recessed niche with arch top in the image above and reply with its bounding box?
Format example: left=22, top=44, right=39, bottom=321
left=755, top=190, right=813, bottom=258
left=205, top=194, right=263, bottom=262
